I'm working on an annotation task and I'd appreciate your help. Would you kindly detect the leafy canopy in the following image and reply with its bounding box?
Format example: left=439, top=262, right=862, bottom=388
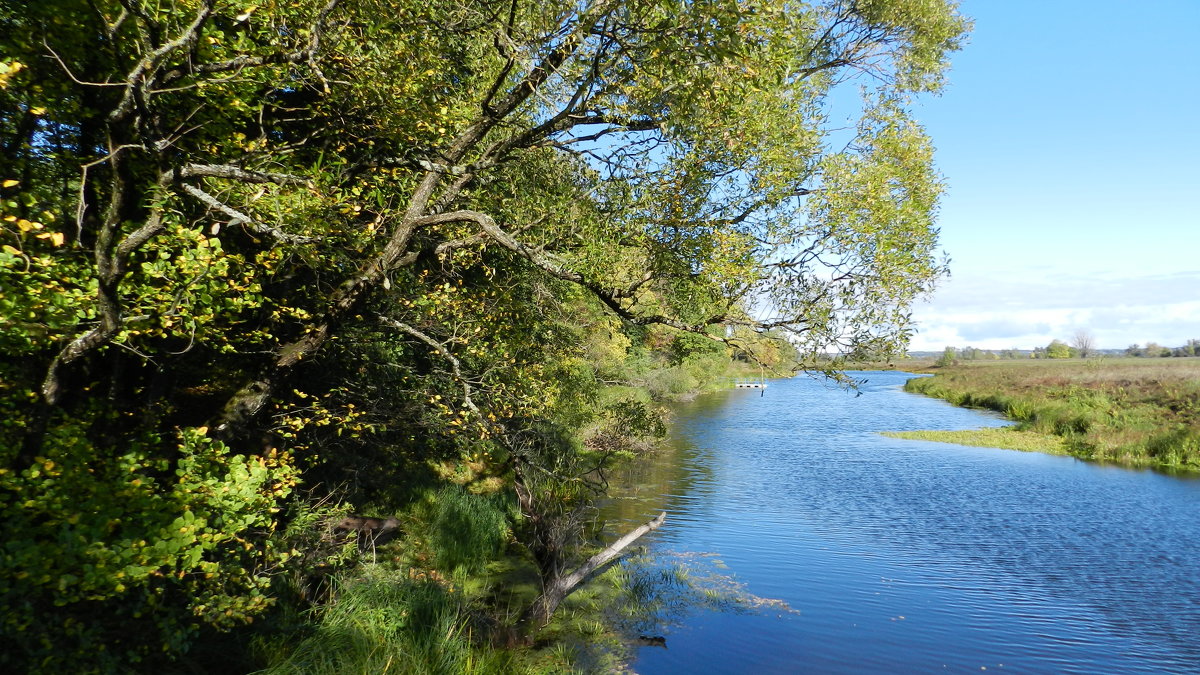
left=0, top=0, right=966, bottom=667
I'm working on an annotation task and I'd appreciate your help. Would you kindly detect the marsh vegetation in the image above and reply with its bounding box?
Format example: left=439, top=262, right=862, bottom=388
left=901, top=358, right=1200, bottom=470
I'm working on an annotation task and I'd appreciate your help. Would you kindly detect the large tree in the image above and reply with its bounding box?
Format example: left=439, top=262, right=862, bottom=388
left=1, top=0, right=967, bottom=666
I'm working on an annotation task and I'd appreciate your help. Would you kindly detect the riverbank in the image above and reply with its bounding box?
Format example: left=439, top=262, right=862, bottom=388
left=898, top=358, right=1200, bottom=471
left=244, top=351, right=787, bottom=674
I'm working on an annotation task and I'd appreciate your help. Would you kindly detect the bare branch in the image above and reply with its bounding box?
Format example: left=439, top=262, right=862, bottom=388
left=377, top=316, right=485, bottom=421
left=109, top=0, right=216, bottom=123
left=178, top=184, right=315, bottom=244
left=43, top=41, right=126, bottom=87
left=156, top=0, right=341, bottom=88
left=179, top=163, right=314, bottom=187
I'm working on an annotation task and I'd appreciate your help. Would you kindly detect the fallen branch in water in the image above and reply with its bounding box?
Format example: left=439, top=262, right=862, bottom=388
left=520, top=511, right=667, bottom=632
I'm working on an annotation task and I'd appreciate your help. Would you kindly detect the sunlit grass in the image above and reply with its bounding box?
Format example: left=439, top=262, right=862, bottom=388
left=883, top=427, right=1067, bottom=454
left=901, top=358, right=1200, bottom=470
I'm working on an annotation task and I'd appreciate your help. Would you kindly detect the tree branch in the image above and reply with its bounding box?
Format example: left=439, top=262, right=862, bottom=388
left=377, top=315, right=484, bottom=421
left=157, top=0, right=343, bottom=87
left=109, top=0, right=215, bottom=123
left=179, top=163, right=313, bottom=187
left=416, top=209, right=725, bottom=334
left=520, top=511, right=666, bottom=630
left=177, top=184, right=314, bottom=244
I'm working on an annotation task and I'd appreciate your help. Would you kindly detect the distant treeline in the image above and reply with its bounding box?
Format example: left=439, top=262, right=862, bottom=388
left=913, top=338, right=1200, bottom=364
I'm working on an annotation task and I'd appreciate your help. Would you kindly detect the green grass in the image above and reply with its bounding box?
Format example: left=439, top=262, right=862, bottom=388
left=900, top=358, right=1200, bottom=470
left=882, top=427, right=1067, bottom=454
left=255, top=570, right=517, bottom=675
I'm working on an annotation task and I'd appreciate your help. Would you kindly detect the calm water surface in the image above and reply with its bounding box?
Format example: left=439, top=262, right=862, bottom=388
left=602, top=372, right=1200, bottom=674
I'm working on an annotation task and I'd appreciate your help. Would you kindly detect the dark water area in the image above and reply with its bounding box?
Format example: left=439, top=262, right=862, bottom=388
left=602, top=372, right=1200, bottom=674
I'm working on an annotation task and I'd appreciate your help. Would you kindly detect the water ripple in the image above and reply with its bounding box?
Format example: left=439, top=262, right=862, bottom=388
left=606, top=372, right=1200, bottom=674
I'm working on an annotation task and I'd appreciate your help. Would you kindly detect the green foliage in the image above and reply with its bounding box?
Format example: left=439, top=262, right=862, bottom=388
left=0, top=427, right=297, bottom=671
left=259, top=571, right=517, bottom=675
left=670, top=332, right=728, bottom=366
left=1045, top=339, right=1074, bottom=359
left=0, top=0, right=967, bottom=664
left=935, top=346, right=959, bottom=367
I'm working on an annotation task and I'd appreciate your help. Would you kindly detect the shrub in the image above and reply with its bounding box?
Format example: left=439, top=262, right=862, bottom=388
left=0, top=428, right=298, bottom=672
left=644, top=368, right=698, bottom=399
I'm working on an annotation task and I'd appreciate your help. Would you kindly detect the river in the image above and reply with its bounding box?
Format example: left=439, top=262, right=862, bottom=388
left=601, top=371, right=1200, bottom=673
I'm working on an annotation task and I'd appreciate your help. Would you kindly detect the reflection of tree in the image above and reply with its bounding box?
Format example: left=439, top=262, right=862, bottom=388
left=596, top=391, right=799, bottom=650
left=601, top=393, right=729, bottom=527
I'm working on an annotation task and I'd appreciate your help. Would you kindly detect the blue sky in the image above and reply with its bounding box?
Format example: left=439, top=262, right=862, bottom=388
left=904, top=0, right=1200, bottom=351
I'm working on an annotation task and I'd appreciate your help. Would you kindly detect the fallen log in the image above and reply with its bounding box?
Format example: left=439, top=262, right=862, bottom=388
left=521, top=511, right=667, bottom=630
left=332, top=515, right=401, bottom=550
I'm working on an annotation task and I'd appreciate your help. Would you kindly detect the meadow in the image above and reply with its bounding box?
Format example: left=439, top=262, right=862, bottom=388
left=898, top=358, right=1200, bottom=471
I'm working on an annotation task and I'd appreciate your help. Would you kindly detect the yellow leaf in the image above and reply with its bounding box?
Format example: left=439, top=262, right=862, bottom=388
left=29, top=107, right=45, bottom=115
left=1, top=179, right=17, bottom=188
left=49, top=231, right=64, bottom=246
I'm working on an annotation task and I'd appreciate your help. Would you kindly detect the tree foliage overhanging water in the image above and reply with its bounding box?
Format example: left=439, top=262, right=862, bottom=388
left=0, top=0, right=967, bottom=669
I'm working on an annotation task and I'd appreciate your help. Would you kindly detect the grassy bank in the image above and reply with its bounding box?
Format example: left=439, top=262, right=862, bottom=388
left=900, top=358, right=1200, bottom=470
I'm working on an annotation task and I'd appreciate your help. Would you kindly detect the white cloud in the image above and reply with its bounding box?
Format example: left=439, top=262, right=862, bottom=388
left=908, top=270, right=1200, bottom=351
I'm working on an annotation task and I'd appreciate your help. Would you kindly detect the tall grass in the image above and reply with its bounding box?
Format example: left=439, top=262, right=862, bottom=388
left=425, top=486, right=511, bottom=575
left=256, top=570, right=516, bottom=675
left=905, top=358, right=1200, bottom=470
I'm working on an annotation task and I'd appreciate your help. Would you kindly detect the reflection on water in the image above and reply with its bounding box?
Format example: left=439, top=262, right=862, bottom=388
left=601, top=372, right=1200, bottom=674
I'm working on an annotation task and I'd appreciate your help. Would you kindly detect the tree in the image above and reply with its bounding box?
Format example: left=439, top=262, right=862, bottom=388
left=1070, top=329, right=1096, bottom=358
left=1046, top=339, right=1073, bottom=359
left=1143, top=342, right=1169, bottom=357
left=1, top=0, right=968, bottom=664
left=935, top=346, right=959, bottom=367
left=961, top=345, right=983, bottom=360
